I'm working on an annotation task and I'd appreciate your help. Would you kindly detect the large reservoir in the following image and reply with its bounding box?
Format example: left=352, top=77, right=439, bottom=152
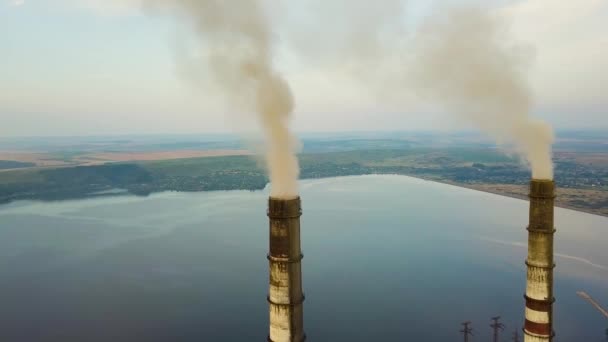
left=0, top=175, right=606, bottom=341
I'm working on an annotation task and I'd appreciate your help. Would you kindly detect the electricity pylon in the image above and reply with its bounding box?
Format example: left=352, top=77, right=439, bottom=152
left=490, top=316, right=505, bottom=342
left=461, top=321, right=474, bottom=342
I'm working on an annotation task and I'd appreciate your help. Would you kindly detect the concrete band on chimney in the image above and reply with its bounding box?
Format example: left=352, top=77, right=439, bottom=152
left=267, top=197, right=306, bottom=342
left=524, top=180, right=556, bottom=342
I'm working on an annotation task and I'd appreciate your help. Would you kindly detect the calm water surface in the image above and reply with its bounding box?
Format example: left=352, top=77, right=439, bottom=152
left=0, top=175, right=606, bottom=341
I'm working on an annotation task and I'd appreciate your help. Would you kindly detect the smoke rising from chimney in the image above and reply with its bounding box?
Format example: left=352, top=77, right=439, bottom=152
left=146, top=0, right=299, bottom=198
left=287, top=3, right=554, bottom=180
left=146, top=1, right=553, bottom=181
left=410, top=7, right=554, bottom=180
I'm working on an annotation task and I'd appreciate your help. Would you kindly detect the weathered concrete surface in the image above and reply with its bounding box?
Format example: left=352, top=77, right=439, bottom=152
left=524, top=179, right=555, bottom=342
left=267, top=197, right=305, bottom=342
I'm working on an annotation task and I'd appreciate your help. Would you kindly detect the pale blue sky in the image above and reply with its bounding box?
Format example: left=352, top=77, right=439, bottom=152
left=1, top=0, right=606, bottom=136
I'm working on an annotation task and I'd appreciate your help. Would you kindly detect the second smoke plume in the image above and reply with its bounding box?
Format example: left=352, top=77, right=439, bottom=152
left=289, top=3, right=554, bottom=180
left=411, top=7, right=554, bottom=180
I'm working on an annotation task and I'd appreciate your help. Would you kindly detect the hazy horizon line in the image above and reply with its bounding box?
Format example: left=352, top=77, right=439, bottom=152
left=1, top=128, right=607, bottom=140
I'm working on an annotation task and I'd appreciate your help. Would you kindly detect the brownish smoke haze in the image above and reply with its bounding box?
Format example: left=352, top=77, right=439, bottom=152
left=145, top=0, right=299, bottom=198
left=144, top=1, right=554, bottom=181
left=410, top=6, right=554, bottom=180
left=285, top=0, right=406, bottom=71
left=285, top=2, right=554, bottom=180
left=282, top=0, right=408, bottom=102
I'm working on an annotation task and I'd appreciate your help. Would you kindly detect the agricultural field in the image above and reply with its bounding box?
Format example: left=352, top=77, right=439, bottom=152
left=0, top=143, right=606, bottom=216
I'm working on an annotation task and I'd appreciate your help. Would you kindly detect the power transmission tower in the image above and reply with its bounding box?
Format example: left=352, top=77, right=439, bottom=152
left=490, top=316, right=505, bottom=342
left=512, top=329, right=520, bottom=342
left=461, top=321, right=474, bottom=342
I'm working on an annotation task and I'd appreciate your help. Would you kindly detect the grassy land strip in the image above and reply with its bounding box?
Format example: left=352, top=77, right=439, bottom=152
left=0, top=148, right=606, bottom=216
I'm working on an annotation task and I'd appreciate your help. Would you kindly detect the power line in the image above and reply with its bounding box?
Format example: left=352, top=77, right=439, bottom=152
left=577, top=291, right=608, bottom=319
left=577, top=291, right=608, bottom=342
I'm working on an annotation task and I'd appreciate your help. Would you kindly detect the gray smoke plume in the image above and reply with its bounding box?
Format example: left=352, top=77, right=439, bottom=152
left=286, top=0, right=405, bottom=69
left=146, top=0, right=299, bottom=198
left=410, top=6, right=554, bottom=180
left=283, top=0, right=407, bottom=99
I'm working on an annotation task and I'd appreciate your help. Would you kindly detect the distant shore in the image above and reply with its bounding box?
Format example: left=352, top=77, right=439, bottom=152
left=1, top=148, right=606, bottom=217
left=428, top=178, right=608, bottom=218
left=1, top=172, right=606, bottom=219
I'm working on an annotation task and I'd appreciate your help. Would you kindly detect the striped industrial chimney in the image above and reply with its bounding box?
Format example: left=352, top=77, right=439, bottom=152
left=267, top=197, right=305, bottom=342
left=523, top=179, right=555, bottom=342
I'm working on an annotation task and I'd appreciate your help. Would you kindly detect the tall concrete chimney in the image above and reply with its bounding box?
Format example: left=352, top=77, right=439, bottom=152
left=523, top=179, right=555, bottom=342
left=267, top=197, right=305, bottom=342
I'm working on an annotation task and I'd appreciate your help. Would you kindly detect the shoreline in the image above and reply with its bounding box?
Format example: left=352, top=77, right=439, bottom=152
left=1, top=173, right=606, bottom=218
left=412, top=176, right=608, bottom=218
